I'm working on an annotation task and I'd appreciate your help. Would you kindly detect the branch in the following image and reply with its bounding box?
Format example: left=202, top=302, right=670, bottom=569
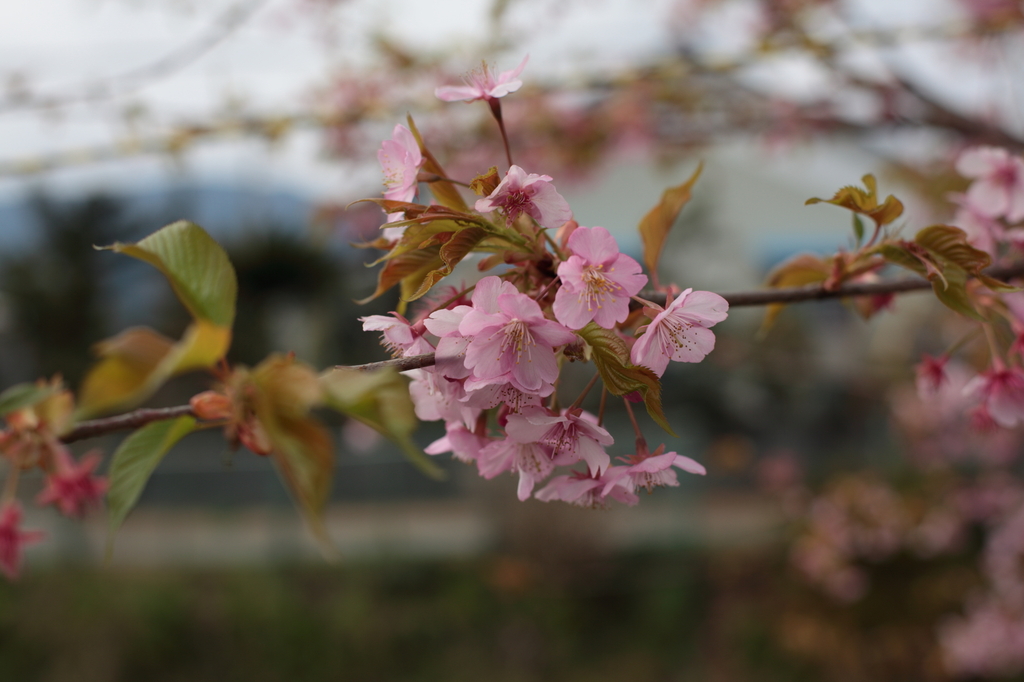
left=60, top=261, right=1024, bottom=443
left=62, top=405, right=196, bottom=444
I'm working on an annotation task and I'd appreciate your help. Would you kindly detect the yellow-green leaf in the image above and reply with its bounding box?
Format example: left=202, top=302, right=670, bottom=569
left=321, top=367, right=444, bottom=480
left=104, top=220, right=237, bottom=327
left=758, top=254, right=830, bottom=336
left=576, top=323, right=675, bottom=436
left=806, top=174, right=903, bottom=227
left=638, top=162, right=703, bottom=277
left=76, top=320, right=233, bottom=418
left=106, top=415, right=197, bottom=555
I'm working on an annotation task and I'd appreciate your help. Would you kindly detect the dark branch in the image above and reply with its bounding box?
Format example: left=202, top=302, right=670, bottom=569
left=61, top=405, right=196, bottom=444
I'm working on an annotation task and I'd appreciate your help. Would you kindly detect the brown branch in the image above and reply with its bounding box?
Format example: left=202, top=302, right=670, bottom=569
left=61, top=405, right=196, bottom=444
left=59, top=262, right=1024, bottom=443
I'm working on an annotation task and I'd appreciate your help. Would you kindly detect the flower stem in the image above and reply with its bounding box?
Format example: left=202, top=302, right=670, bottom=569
left=570, top=373, right=601, bottom=410
left=597, top=387, right=608, bottom=427
left=488, top=99, right=514, bottom=168
left=622, top=397, right=644, bottom=440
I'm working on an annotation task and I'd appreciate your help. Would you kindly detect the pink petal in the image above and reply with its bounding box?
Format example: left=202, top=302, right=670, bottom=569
left=567, top=226, right=619, bottom=265
left=957, top=146, right=1009, bottom=178
left=435, top=85, right=484, bottom=102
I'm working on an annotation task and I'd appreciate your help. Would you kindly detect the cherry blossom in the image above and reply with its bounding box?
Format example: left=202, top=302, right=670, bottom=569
left=361, top=313, right=432, bottom=357
left=435, top=55, right=529, bottom=103
left=956, top=146, right=1024, bottom=222
left=630, top=288, right=729, bottom=376
left=476, top=437, right=558, bottom=501
left=377, top=124, right=424, bottom=235
left=915, top=353, right=950, bottom=398
left=605, top=443, right=706, bottom=494
left=425, top=423, right=491, bottom=464
left=474, top=165, right=572, bottom=229
left=964, top=366, right=1024, bottom=428
left=0, top=502, right=44, bottom=580
left=36, top=449, right=108, bottom=518
left=535, top=468, right=638, bottom=508
left=459, top=277, right=577, bottom=394
left=553, top=226, right=648, bottom=330
left=505, top=407, right=614, bottom=475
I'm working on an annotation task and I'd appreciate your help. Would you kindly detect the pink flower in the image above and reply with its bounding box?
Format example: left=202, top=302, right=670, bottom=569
left=378, top=124, right=423, bottom=203
left=435, top=55, right=529, bottom=103
left=425, top=423, right=491, bottom=464
left=605, top=443, right=706, bottom=494
left=950, top=191, right=1005, bottom=255
left=553, top=226, right=648, bottom=330
left=505, top=407, right=614, bottom=475
left=630, top=288, right=729, bottom=376
left=956, top=146, right=1024, bottom=222
left=964, top=366, right=1024, bottom=428
left=915, top=353, right=950, bottom=398
left=377, top=124, right=424, bottom=233
left=0, top=502, right=44, bottom=580
left=36, top=449, right=108, bottom=518
left=535, top=468, right=638, bottom=508
left=459, top=277, right=577, bottom=394
left=476, top=436, right=557, bottom=501
left=474, top=165, right=573, bottom=229
left=361, top=313, right=433, bottom=357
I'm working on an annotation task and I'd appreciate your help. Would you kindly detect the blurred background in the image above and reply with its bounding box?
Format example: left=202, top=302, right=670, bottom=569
left=1, top=0, right=1024, bottom=679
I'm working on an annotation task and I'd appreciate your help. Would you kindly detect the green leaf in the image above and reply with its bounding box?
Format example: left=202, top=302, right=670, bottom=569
left=104, top=220, right=237, bottom=327
left=638, top=162, right=703, bottom=277
left=852, top=214, right=865, bottom=245
left=576, top=323, right=675, bottom=436
left=321, top=368, right=444, bottom=480
left=0, top=382, right=56, bottom=417
left=806, top=174, right=903, bottom=227
left=930, top=264, right=984, bottom=321
left=106, top=415, right=197, bottom=555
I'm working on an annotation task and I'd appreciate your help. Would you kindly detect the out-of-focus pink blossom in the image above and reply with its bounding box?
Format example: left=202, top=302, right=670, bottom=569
left=630, top=288, right=728, bottom=376
left=535, top=468, right=638, bottom=508
left=435, top=55, right=529, bottom=103
left=36, top=449, right=107, bottom=518
left=460, top=277, right=577, bottom=394
left=505, top=407, right=613, bottom=475
left=940, top=597, right=1024, bottom=678
left=605, top=443, right=705, bottom=494
left=474, top=165, right=572, bottom=229
left=553, top=226, right=647, bottom=330
left=915, top=353, right=950, bottom=399
left=476, top=436, right=557, bottom=501
left=0, top=502, right=44, bottom=580
left=956, top=146, right=1024, bottom=222
left=964, top=366, right=1024, bottom=428
left=950, top=191, right=1004, bottom=255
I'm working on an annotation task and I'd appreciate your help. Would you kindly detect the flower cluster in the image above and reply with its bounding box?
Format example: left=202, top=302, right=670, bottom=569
left=0, top=379, right=107, bottom=579
left=362, top=57, right=728, bottom=506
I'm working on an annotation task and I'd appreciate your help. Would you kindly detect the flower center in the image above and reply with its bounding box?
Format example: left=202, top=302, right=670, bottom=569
left=502, top=189, right=533, bottom=224
left=500, top=318, right=536, bottom=364
left=580, top=265, right=618, bottom=311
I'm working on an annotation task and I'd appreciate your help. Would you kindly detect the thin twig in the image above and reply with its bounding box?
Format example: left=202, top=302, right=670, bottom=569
left=62, top=405, right=196, bottom=444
